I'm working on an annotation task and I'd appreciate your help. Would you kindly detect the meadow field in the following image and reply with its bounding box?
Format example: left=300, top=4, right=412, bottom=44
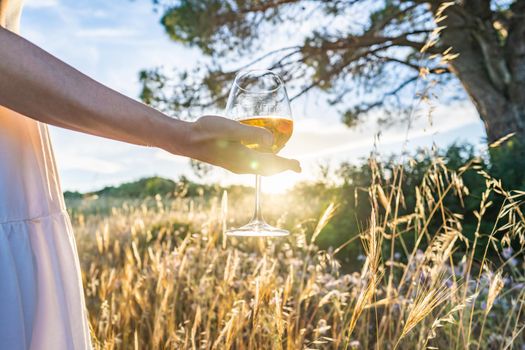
left=6, top=1, right=525, bottom=349
left=69, top=155, right=525, bottom=349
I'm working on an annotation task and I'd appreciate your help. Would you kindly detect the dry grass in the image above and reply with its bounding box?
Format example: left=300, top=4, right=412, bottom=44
left=58, top=3, right=525, bottom=347
left=70, top=155, right=525, bottom=349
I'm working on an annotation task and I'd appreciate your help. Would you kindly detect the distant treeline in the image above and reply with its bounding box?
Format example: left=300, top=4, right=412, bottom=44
left=64, top=176, right=251, bottom=200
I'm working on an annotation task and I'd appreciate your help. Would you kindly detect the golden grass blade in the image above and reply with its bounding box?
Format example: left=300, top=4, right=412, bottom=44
left=311, top=202, right=338, bottom=244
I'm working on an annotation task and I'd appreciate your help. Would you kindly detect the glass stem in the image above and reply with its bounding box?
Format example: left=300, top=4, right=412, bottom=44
left=253, top=175, right=264, bottom=222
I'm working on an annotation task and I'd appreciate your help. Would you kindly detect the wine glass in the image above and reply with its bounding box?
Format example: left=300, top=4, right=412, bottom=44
left=225, top=69, right=293, bottom=237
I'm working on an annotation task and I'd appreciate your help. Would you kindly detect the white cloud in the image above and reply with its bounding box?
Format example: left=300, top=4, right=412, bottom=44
left=283, top=102, right=482, bottom=161
left=24, top=0, right=59, bottom=8
left=57, top=154, right=122, bottom=174
left=75, top=27, right=137, bottom=39
left=154, top=150, right=188, bottom=164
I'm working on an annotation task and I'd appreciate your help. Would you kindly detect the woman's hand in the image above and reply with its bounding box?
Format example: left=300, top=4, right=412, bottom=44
left=164, top=115, right=301, bottom=176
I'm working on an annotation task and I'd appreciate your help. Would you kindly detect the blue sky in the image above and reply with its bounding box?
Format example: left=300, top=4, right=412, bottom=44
left=20, top=0, right=486, bottom=193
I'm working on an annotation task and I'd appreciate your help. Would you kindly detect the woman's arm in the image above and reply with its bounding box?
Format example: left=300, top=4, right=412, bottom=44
left=0, top=27, right=300, bottom=175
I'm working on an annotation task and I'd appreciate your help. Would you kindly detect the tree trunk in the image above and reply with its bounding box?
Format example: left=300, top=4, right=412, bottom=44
left=434, top=0, right=525, bottom=143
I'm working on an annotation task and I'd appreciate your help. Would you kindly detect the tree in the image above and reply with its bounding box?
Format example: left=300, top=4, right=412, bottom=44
left=140, top=0, right=525, bottom=144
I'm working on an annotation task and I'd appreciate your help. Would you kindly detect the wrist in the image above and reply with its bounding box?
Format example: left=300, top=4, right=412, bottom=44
left=154, top=116, right=194, bottom=156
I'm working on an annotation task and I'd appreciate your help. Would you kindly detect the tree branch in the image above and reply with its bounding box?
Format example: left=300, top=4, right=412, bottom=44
left=305, top=29, right=435, bottom=55
left=236, top=46, right=302, bottom=71
left=373, top=54, right=451, bottom=75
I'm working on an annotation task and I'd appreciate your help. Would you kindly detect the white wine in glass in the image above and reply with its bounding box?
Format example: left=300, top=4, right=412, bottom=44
left=225, top=69, right=293, bottom=237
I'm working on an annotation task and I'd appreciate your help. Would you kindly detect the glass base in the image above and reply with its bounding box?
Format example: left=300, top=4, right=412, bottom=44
left=226, top=220, right=289, bottom=237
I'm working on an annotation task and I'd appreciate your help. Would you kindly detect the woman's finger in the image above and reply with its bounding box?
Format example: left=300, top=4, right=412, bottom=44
left=214, top=116, right=274, bottom=147
left=240, top=148, right=301, bottom=175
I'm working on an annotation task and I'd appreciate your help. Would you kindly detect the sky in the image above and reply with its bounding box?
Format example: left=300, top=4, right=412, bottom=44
left=19, top=0, right=487, bottom=193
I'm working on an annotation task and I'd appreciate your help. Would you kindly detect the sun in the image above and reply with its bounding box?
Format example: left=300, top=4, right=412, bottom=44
left=263, top=171, right=300, bottom=194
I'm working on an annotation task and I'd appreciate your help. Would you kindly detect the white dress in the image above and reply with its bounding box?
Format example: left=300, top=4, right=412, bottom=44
left=0, top=1, right=92, bottom=349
